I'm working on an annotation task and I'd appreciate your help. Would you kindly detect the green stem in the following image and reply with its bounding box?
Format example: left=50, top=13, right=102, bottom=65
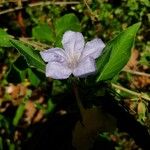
left=19, top=37, right=50, bottom=49
left=72, top=81, right=84, bottom=120
left=122, top=68, right=150, bottom=77
left=112, top=83, right=150, bottom=101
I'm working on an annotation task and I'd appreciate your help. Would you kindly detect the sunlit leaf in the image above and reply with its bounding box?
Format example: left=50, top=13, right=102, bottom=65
left=0, top=28, right=12, bottom=47
left=96, top=22, right=141, bottom=81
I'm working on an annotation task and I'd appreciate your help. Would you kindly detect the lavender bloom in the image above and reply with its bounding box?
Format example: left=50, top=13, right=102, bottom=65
left=40, top=31, right=105, bottom=79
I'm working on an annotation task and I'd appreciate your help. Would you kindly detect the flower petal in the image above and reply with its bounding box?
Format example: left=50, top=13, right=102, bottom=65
left=73, top=57, right=96, bottom=77
left=82, top=38, right=105, bottom=59
left=46, top=62, right=72, bottom=79
left=62, top=31, right=85, bottom=57
left=40, top=48, right=67, bottom=63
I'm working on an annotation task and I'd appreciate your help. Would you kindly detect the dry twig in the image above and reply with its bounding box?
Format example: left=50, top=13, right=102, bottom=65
left=112, top=83, right=150, bottom=101
left=0, top=1, right=80, bottom=15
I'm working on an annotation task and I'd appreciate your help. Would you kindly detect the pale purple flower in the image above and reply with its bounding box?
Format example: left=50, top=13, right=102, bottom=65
left=40, top=31, right=105, bottom=79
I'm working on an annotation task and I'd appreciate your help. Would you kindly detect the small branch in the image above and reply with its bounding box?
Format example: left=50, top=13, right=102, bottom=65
left=83, top=0, right=93, bottom=14
left=122, top=68, right=150, bottom=77
left=0, top=1, right=80, bottom=15
left=19, top=37, right=50, bottom=50
left=29, top=1, right=80, bottom=7
left=72, top=81, right=85, bottom=120
left=0, top=7, right=22, bottom=15
left=83, top=0, right=98, bottom=21
left=111, top=83, right=150, bottom=101
left=31, top=41, right=50, bottom=49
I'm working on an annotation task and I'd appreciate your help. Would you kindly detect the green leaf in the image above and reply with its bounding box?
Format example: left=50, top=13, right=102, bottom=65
left=45, top=98, right=56, bottom=115
left=96, top=22, right=141, bottom=82
left=0, top=136, right=3, bottom=150
left=6, top=64, right=27, bottom=83
left=55, top=13, right=81, bottom=36
left=14, top=56, right=29, bottom=70
left=10, top=39, right=45, bottom=72
left=96, top=42, right=112, bottom=74
left=0, top=28, right=12, bottom=47
left=8, top=143, right=15, bottom=150
left=6, top=56, right=28, bottom=83
left=0, top=114, right=10, bottom=133
left=32, top=23, right=55, bottom=43
left=34, top=98, right=55, bottom=115
left=13, top=103, right=25, bottom=126
left=139, top=45, right=150, bottom=66
left=55, top=13, right=81, bottom=46
left=28, top=68, right=45, bottom=87
left=0, top=48, right=5, bottom=59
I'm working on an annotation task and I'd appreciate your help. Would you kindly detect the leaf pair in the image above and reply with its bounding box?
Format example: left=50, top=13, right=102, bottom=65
left=9, top=22, right=141, bottom=82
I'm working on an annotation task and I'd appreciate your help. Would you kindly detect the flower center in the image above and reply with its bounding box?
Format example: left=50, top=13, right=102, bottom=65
left=67, top=54, right=80, bottom=70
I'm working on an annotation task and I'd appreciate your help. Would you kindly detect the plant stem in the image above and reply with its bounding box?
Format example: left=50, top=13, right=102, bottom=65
left=0, top=1, right=80, bottom=15
left=19, top=37, right=49, bottom=49
left=72, top=81, right=84, bottom=120
left=111, top=83, right=150, bottom=101
left=122, top=68, right=150, bottom=77
left=83, top=0, right=93, bottom=15
left=29, top=1, right=80, bottom=7
left=83, top=0, right=98, bottom=21
left=0, top=7, right=22, bottom=15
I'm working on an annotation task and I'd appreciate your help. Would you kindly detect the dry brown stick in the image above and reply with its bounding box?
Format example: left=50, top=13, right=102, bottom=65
left=122, top=68, right=150, bottom=77
left=112, top=83, right=150, bottom=101
left=19, top=37, right=50, bottom=49
left=0, top=1, right=80, bottom=15
left=83, top=0, right=98, bottom=21
left=28, top=1, right=80, bottom=7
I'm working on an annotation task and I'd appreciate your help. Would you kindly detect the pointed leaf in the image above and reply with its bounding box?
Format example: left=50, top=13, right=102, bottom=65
left=0, top=28, right=12, bottom=47
left=96, top=22, right=141, bottom=81
left=96, top=41, right=112, bottom=74
left=28, top=68, right=45, bottom=87
left=10, top=39, right=45, bottom=72
left=13, top=103, right=25, bottom=126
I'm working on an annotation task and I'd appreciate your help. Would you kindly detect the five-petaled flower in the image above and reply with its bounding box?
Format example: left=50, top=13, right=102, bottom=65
left=40, top=31, right=105, bottom=79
